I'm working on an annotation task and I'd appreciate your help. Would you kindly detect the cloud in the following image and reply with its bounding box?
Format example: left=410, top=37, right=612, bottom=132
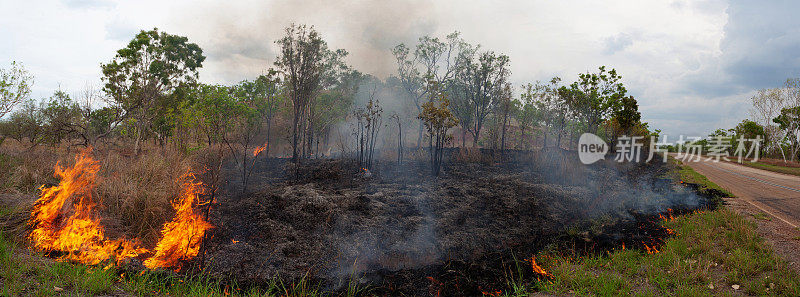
left=169, top=0, right=438, bottom=84
left=682, top=0, right=800, bottom=98
left=105, top=18, right=139, bottom=41
left=62, top=0, right=115, bottom=9
left=602, top=33, right=633, bottom=55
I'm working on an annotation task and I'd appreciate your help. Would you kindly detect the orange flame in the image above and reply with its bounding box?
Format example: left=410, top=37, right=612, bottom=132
left=526, top=256, right=553, bottom=278
left=252, top=143, right=267, bottom=157
left=29, top=148, right=147, bottom=265
left=144, top=169, right=212, bottom=271
left=643, top=243, right=660, bottom=254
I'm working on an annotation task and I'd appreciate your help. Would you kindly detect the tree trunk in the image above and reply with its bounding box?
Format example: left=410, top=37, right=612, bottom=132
left=397, top=119, right=403, bottom=163
left=417, top=120, right=424, bottom=149
left=265, top=119, right=271, bottom=157
left=292, top=108, right=300, bottom=162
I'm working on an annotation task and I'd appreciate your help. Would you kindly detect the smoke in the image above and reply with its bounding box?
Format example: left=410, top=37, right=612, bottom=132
left=170, top=0, right=439, bottom=84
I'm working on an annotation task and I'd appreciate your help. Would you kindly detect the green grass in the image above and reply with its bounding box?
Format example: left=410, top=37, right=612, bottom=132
left=752, top=212, right=772, bottom=221
left=527, top=208, right=800, bottom=296
left=739, top=161, right=800, bottom=177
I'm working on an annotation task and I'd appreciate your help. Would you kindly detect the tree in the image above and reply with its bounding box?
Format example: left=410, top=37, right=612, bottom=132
left=352, top=88, right=383, bottom=169
left=525, top=77, right=567, bottom=148
left=393, top=32, right=468, bottom=148
left=773, top=106, right=800, bottom=162
left=609, top=95, right=642, bottom=149
left=101, top=28, right=205, bottom=153
left=418, top=88, right=458, bottom=176
left=565, top=66, right=627, bottom=135
left=0, top=61, right=33, bottom=119
left=237, top=70, right=283, bottom=157
left=513, top=94, right=538, bottom=149
left=275, top=24, right=348, bottom=161
left=1, top=99, right=42, bottom=146
left=39, top=90, right=81, bottom=146
left=495, top=84, right=514, bottom=152
left=750, top=88, right=785, bottom=159
left=456, top=50, right=511, bottom=147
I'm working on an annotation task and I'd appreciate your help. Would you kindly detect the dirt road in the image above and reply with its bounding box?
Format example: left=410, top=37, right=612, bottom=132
left=676, top=155, right=800, bottom=228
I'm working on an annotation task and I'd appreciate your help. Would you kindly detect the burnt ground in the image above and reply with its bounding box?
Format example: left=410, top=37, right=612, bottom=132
left=201, top=150, right=717, bottom=296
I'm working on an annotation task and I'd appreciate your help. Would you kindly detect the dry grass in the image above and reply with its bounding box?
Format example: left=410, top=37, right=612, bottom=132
left=0, top=140, right=197, bottom=246
left=452, top=147, right=494, bottom=164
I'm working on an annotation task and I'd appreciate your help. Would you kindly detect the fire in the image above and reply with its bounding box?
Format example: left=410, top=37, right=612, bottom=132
left=252, top=143, right=267, bottom=157
left=643, top=243, right=660, bottom=254
left=526, top=256, right=553, bottom=278
left=144, top=169, right=212, bottom=271
left=29, top=148, right=147, bottom=265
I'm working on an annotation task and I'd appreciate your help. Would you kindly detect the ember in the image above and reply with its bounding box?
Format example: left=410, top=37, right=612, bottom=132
left=253, top=143, right=267, bottom=157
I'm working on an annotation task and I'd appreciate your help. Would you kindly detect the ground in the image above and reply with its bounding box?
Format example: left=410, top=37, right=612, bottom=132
left=201, top=150, right=707, bottom=295
left=1, top=148, right=799, bottom=296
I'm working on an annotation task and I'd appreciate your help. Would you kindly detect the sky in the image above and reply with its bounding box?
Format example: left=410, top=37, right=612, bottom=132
left=2, top=0, right=800, bottom=139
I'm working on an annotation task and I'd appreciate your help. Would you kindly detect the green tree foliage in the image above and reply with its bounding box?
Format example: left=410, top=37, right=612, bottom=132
left=101, top=28, right=205, bottom=153
left=0, top=61, right=33, bottom=119
left=773, top=106, right=800, bottom=161
left=38, top=91, right=81, bottom=146
left=564, top=66, right=627, bottom=134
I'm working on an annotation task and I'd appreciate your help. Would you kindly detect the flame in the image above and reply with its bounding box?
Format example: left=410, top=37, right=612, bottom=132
left=144, top=169, right=212, bottom=271
left=426, top=276, right=442, bottom=297
left=643, top=243, right=660, bottom=254
left=252, top=143, right=267, bottom=157
left=29, top=148, right=147, bottom=265
left=526, top=256, right=553, bottom=278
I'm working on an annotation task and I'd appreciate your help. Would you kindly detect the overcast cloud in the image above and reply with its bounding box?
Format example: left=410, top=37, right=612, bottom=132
left=2, top=0, right=799, bottom=138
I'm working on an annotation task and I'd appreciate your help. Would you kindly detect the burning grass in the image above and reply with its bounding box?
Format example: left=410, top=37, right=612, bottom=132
left=3, top=146, right=213, bottom=276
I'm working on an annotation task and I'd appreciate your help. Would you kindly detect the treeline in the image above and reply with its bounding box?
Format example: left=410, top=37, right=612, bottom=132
left=393, top=32, right=653, bottom=154
left=0, top=25, right=656, bottom=170
left=687, top=79, right=800, bottom=162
